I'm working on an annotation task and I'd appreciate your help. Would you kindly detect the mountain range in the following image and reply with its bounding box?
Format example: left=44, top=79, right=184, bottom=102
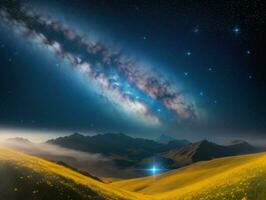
left=47, top=133, right=261, bottom=174
left=159, top=139, right=260, bottom=168
left=47, top=133, right=188, bottom=158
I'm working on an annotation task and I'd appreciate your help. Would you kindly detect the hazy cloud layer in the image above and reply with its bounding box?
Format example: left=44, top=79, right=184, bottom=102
left=2, top=139, right=121, bottom=177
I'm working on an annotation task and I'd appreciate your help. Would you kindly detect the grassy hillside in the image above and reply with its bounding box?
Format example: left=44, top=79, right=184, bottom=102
left=1, top=146, right=266, bottom=200
left=0, top=146, right=149, bottom=200
left=112, top=152, right=266, bottom=200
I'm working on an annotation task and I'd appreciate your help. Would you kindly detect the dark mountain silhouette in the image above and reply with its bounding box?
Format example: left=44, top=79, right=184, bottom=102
left=225, top=140, right=259, bottom=154
left=47, top=133, right=189, bottom=157
left=155, top=134, right=190, bottom=145
left=47, top=133, right=188, bottom=169
left=160, top=139, right=260, bottom=168
left=155, top=134, right=176, bottom=144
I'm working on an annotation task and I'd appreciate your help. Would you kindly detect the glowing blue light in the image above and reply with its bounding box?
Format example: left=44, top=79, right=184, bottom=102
left=150, top=166, right=158, bottom=175
left=149, top=165, right=162, bottom=175
left=141, top=164, right=166, bottom=176
left=233, top=27, right=240, bottom=34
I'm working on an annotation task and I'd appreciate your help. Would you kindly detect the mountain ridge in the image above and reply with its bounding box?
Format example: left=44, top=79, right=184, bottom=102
left=155, top=134, right=189, bottom=145
left=160, top=139, right=260, bottom=168
left=47, top=132, right=188, bottom=160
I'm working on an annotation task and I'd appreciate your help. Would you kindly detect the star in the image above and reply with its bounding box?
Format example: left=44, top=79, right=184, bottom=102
left=246, top=50, right=251, bottom=55
left=199, top=92, right=204, bottom=96
left=157, top=108, right=161, bottom=112
left=208, top=67, right=213, bottom=71
left=186, top=51, right=192, bottom=56
left=184, top=72, right=189, bottom=76
left=233, top=27, right=240, bottom=34
left=248, top=75, right=252, bottom=79
left=143, top=36, right=147, bottom=40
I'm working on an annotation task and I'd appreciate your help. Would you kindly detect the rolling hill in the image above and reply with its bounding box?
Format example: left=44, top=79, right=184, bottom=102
left=0, top=146, right=148, bottom=200
left=1, top=146, right=266, bottom=200
left=112, top=152, right=266, bottom=200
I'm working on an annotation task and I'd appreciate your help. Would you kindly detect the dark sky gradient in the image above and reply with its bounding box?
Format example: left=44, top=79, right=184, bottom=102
left=0, top=0, right=265, bottom=140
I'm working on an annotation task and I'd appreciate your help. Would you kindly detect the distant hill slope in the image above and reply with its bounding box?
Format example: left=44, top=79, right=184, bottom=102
left=160, top=139, right=260, bottom=167
left=0, top=146, right=149, bottom=200
left=112, top=152, right=266, bottom=200
left=54, top=161, right=103, bottom=182
left=5, top=137, right=32, bottom=145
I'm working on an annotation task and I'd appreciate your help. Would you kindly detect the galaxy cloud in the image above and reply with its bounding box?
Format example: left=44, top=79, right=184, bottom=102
left=0, top=1, right=198, bottom=125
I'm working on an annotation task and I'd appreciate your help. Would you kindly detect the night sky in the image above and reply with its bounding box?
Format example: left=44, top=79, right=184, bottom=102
left=0, top=0, right=265, bottom=141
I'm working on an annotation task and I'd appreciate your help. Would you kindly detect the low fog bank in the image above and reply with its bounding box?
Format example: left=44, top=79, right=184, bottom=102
left=1, top=138, right=124, bottom=178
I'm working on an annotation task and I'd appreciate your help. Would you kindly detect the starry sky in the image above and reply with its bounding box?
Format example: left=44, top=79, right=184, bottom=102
left=0, top=0, right=265, bottom=141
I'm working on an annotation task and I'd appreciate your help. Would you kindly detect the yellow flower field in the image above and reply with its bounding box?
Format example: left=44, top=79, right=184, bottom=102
left=1, top=146, right=266, bottom=200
